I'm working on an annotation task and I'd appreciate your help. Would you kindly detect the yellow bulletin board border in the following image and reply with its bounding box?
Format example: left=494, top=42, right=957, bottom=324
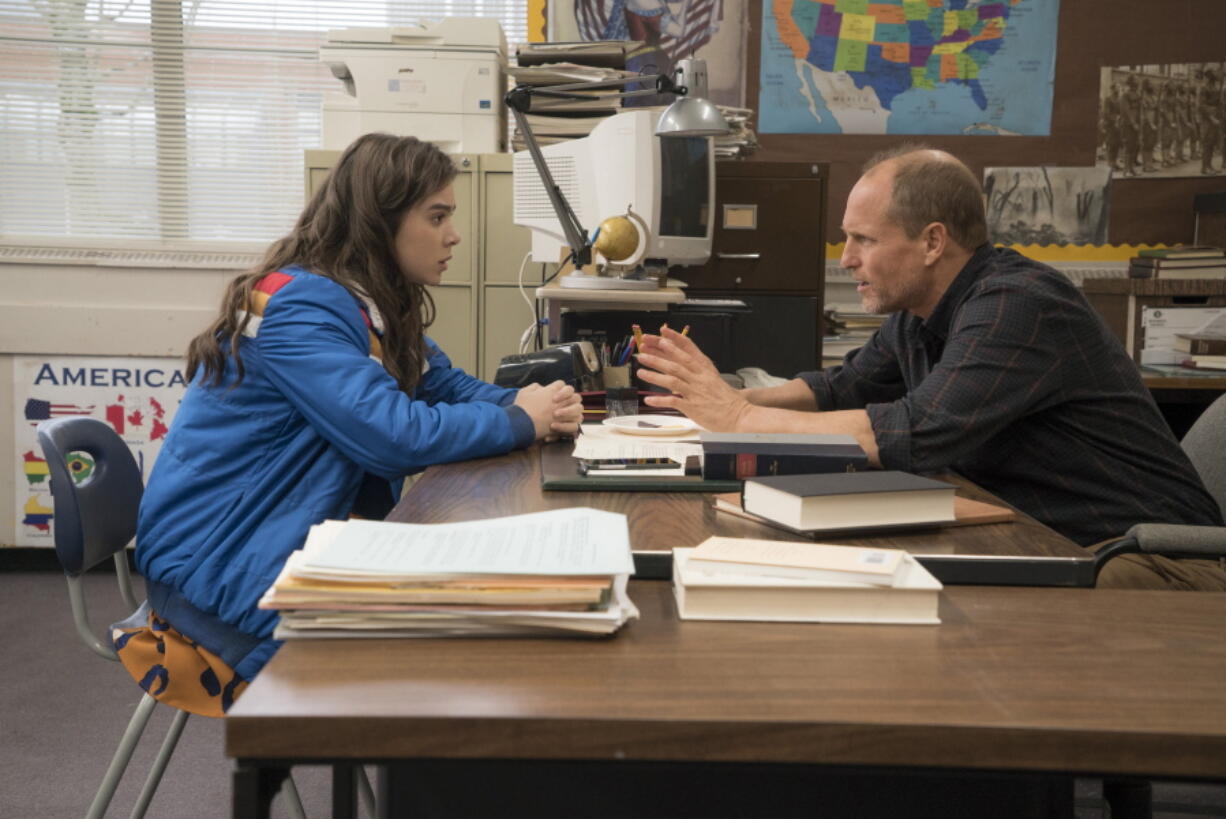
left=527, top=0, right=547, bottom=42
left=825, top=243, right=1180, bottom=263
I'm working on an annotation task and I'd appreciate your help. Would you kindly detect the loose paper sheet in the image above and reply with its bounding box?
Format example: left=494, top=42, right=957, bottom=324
left=303, top=508, right=634, bottom=577
left=571, top=422, right=702, bottom=462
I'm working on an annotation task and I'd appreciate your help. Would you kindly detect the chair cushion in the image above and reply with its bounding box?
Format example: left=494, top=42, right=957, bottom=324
left=112, top=603, right=248, bottom=718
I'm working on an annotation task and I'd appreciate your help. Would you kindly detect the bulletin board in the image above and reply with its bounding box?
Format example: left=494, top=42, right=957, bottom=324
left=742, top=0, right=1226, bottom=246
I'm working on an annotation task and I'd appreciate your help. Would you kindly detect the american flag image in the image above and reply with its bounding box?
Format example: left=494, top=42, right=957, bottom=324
left=575, top=0, right=722, bottom=64
left=24, top=398, right=95, bottom=422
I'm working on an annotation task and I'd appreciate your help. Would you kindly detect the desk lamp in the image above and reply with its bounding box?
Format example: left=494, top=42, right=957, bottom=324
left=505, top=58, right=729, bottom=289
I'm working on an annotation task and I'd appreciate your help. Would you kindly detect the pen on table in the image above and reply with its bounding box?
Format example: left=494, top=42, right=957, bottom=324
left=619, top=338, right=634, bottom=365
left=580, top=460, right=679, bottom=473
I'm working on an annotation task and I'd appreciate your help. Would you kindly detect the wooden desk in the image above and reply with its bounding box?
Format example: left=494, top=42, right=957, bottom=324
left=228, top=583, right=1226, bottom=818
left=389, top=443, right=1094, bottom=586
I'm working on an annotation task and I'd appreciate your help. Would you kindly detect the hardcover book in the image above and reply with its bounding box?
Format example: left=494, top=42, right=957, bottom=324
left=1174, top=333, right=1226, bottom=356
left=699, top=432, right=868, bottom=481
left=741, top=471, right=956, bottom=532
left=1135, top=246, right=1225, bottom=260
left=712, top=492, right=1014, bottom=536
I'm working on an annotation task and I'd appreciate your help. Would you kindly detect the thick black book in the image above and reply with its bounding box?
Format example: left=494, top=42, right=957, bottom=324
left=742, top=471, right=956, bottom=532
left=699, top=432, right=867, bottom=481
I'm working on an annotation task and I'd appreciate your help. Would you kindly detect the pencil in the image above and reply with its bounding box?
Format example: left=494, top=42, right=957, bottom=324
left=631, top=323, right=643, bottom=348
left=681, top=325, right=690, bottom=337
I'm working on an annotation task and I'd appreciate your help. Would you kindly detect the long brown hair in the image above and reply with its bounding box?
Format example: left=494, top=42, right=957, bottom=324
left=187, top=133, right=458, bottom=393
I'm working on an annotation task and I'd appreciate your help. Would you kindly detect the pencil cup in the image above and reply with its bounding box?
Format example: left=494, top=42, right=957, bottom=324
left=605, top=387, right=639, bottom=419
left=603, top=365, right=631, bottom=389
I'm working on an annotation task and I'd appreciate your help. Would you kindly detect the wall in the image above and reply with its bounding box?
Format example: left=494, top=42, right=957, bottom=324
left=0, top=252, right=241, bottom=545
left=744, top=0, right=1226, bottom=245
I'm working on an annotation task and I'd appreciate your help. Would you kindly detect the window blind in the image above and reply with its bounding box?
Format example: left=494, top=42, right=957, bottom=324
left=0, top=1, right=526, bottom=246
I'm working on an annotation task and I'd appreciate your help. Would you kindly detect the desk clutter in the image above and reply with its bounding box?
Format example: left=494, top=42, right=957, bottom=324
left=260, top=508, right=638, bottom=638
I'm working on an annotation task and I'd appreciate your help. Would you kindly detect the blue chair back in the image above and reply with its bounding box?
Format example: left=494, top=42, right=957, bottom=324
left=36, top=417, right=143, bottom=576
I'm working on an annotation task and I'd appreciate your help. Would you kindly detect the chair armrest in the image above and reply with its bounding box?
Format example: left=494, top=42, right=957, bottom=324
left=1126, top=523, right=1226, bottom=557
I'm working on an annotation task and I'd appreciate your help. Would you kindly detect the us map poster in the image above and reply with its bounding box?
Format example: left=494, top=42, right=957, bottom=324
left=760, top=0, right=1060, bottom=135
left=13, top=355, right=187, bottom=547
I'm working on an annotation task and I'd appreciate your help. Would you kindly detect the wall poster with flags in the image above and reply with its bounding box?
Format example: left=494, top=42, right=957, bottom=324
left=11, top=355, right=188, bottom=547
left=551, top=0, right=747, bottom=108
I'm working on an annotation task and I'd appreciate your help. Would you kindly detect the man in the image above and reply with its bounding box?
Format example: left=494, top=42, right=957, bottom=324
left=1120, top=75, right=1142, bottom=176
left=1100, top=80, right=1123, bottom=171
left=636, top=147, right=1226, bottom=590
left=1139, top=78, right=1159, bottom=173
left=1199, top=69, right=1220, bottom=175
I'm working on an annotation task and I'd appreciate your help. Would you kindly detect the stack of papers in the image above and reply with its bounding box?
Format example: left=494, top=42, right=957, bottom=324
left=262, top=508, right=639, bottom=639
left=823, top=302, right=887, bottom=367
left=713, top=106, right=759, bottom=159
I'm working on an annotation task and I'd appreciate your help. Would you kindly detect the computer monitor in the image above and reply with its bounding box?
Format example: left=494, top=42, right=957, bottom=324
left=512, top=109, right=714, bottom=269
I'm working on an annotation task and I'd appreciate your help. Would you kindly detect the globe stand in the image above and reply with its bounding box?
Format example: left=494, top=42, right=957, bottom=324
left=558, top=209, right=658, bottom=290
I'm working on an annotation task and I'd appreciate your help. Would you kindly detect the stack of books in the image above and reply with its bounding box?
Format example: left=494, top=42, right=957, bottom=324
left=1175, top=332, right=1226, bottom=370
left=508, top=42, right=755, bottom=156
left=509, top=42, right=640, bottom=150
left=672, top=536, right=942, bottom=624
left=822, top=303, right=886, bottom=367
left=260, top=508, right=638, bottom=638
left=1127, top=246, right=1226, bottom=279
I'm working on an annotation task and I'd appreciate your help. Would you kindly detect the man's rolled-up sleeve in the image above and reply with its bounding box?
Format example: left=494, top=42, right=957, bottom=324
left=797, top=323, right=909, bottom=412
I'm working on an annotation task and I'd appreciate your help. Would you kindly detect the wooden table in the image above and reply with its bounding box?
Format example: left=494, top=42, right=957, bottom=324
left=224, top=444, right=1215, bottom=817
left=389, top=443, right=1095, bottom=586
left=227, top=582, right=1226, bottom=818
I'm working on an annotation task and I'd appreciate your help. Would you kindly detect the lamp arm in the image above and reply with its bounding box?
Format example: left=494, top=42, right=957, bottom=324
left=502, top=70, right=691, bottom=269
left=508, top=105, right=592, bottom=267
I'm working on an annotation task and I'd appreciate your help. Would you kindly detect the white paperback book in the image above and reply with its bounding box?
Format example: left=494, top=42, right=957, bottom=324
left=686, top=536, right=906, bottom=587
left=672, top=548, right=941, bottom=625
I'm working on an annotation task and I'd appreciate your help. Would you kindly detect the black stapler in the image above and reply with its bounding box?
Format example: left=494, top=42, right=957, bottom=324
left=494, top=341, right=602, bottom=391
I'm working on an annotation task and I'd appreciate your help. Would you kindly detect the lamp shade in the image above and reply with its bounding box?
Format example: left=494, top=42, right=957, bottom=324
left=655, top=96, right=730, bottom=137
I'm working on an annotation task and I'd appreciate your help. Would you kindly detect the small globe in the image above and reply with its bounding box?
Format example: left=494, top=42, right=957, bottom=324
left=592, top=215, right=640, bottom=262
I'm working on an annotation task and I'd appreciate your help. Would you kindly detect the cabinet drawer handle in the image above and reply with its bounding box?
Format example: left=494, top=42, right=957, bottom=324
left=717, top=252, right=760, bottom=260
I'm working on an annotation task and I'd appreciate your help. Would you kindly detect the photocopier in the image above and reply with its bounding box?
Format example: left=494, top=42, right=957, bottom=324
left=319, top=18, right=507, bottom=153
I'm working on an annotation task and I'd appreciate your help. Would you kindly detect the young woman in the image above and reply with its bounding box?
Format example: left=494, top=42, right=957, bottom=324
left=115, top=133, right=581, bottom=715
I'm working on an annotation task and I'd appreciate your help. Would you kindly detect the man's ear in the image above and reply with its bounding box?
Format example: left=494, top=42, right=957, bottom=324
left=921, top=222, right=948, bottom=265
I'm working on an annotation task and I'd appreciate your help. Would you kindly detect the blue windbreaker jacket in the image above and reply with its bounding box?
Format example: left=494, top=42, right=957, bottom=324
left=135, top=267, right=534, bottom=679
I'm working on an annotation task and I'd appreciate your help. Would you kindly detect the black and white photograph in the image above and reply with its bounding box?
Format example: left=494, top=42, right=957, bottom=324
left=1098, top=62, right=1226, bottom=178
left=984, top=166, right=1112, bottom=245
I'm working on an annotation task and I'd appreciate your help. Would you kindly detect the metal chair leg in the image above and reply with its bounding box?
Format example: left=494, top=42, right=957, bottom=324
left=357, top=766, right=376, bottom=818
left=129, top=707, right=190, bottom=819
left=282, top=771, right=308, bottom=819
left=87, top=693, right=159, bottom=819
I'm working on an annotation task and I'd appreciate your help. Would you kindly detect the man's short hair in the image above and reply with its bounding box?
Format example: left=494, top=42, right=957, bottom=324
left=862, top=145, right=989, bottom=250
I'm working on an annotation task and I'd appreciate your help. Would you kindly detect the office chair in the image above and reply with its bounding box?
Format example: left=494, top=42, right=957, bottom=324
left=1093, top=391, right=1226, bottom=579
left=1090, top=391, right=1226, bottom=819
left=36, top=417, right=311, bottom=819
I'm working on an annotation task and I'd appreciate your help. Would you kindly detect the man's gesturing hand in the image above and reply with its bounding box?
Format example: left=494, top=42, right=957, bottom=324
left=634, top=325, right=751, bottom=431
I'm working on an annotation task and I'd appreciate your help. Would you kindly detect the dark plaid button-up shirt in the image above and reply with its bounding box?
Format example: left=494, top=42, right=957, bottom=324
left=799, top=244, right=1222, bottom=546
